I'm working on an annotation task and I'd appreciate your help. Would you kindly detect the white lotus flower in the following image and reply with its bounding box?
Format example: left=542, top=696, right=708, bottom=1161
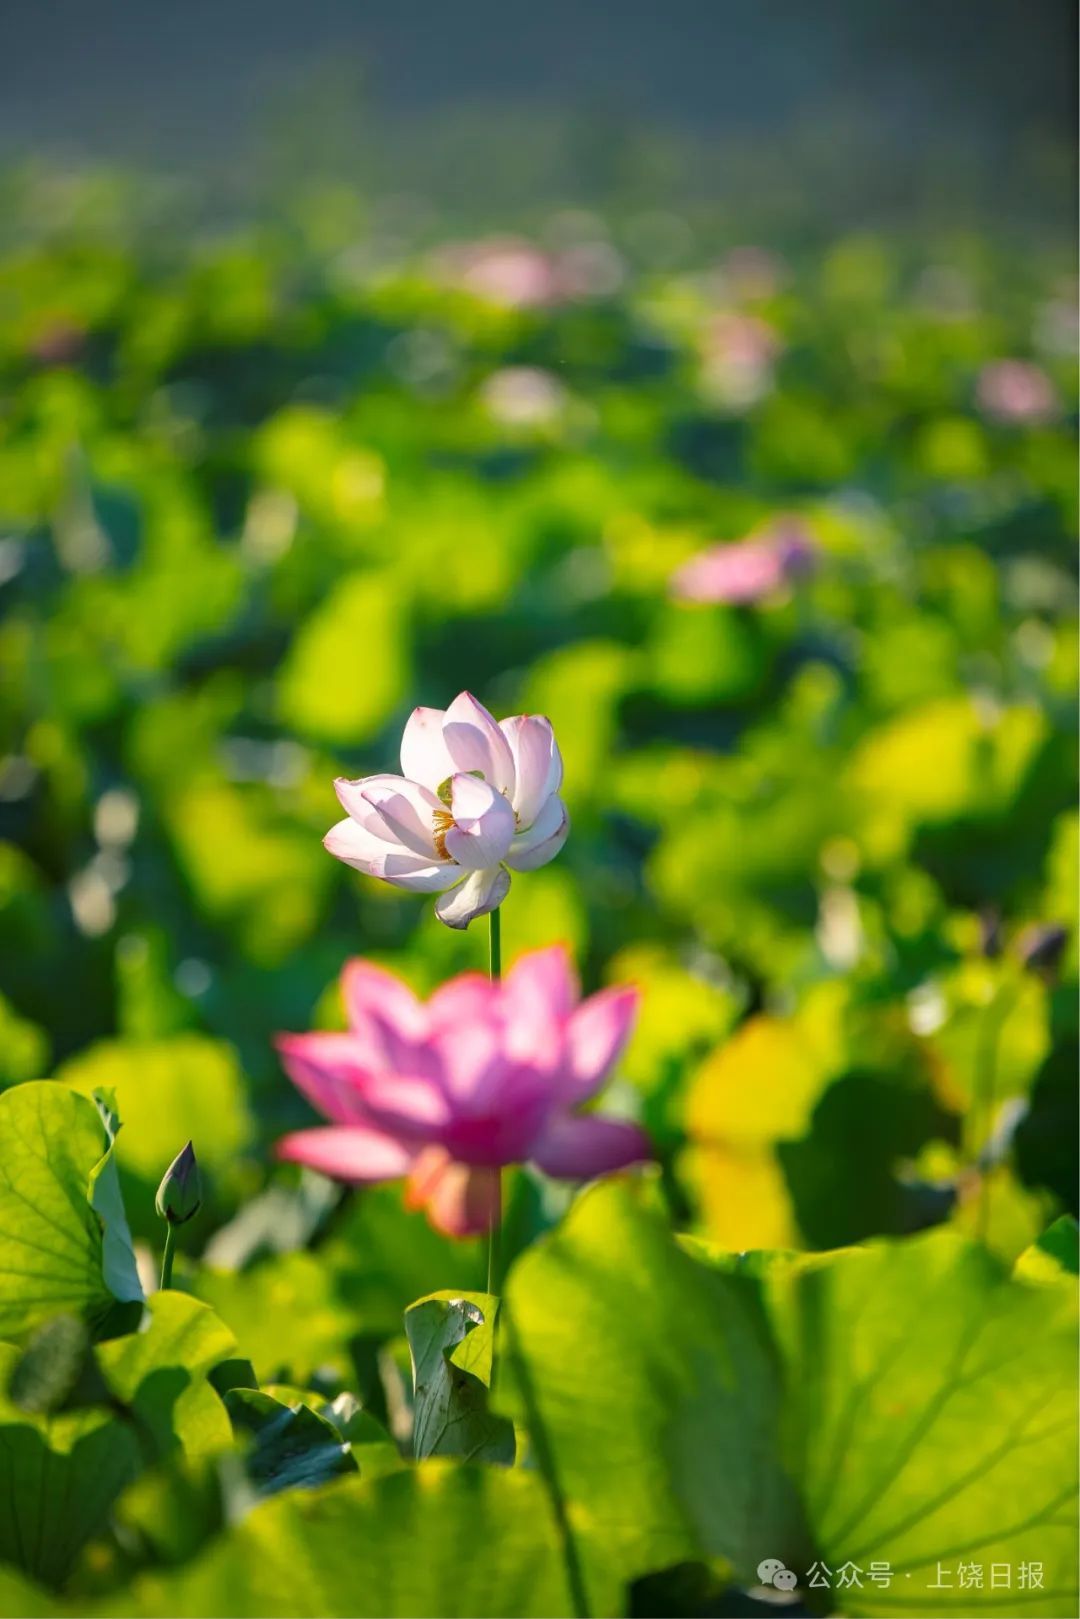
left=325, top=692, right=568, bottom=929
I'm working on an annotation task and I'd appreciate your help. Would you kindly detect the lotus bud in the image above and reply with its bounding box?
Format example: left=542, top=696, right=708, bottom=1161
left=1015, top=923, right=1069, bottom=980
left=155, top=1141, right=202, bottom=1226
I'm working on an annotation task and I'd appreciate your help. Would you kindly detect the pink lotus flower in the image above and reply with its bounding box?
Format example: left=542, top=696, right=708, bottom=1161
left=275, top=947, right=650, bottom=1236
left=438, top=237, right=561, bottom=309
left=671, top=519, right=816, bottom=606
left=480, top=366, right=567, bottom=427
left=435, top=235, right=623, bottom=311
left=324, top=692, right=569, bottom=929
left=700, top=312, right=781, bottom=408
left=720, top=245, right=787, bottom=300
left=975, top=360, right=1059, bottom=425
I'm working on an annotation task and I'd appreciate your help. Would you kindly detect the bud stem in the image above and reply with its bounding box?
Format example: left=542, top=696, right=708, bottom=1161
left=160, top=1224, right=177, bottom=1291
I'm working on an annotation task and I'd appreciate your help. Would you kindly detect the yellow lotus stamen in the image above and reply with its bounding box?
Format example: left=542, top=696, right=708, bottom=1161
left=432, top=808, right=455, bottom=862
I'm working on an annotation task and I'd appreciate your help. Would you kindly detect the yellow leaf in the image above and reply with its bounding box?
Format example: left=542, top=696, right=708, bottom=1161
left=687, top=1013, right=833, bottom=1147
left=681, top=1142, right=799, bottom=1251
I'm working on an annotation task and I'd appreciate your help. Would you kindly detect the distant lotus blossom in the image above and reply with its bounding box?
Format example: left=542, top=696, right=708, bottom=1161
left=976, top=360, right=1059, bottom=426
left=556, top=239, right=625, bottom=300
left=721, top=245, right=787, bottom=300
left=1015, top=922, right=1069, bottom=979
left=437, top=237, right=562, bottom=309
left=29, top=320, right=86, bottom=367
left=913, top=265, right=977, bottom=321
left=1034, top=294, right=1079, bottom=359
left=324, top=692, right=568, bottom=929
left=276, top=947, right=650, bottom=1235
left=480, top=366, right=567, bottom=427
left=435, top=235, right=624, bottom=311
left=700, top=312, right=781, bottom=408
left=671, top=520, right=816, bottom=606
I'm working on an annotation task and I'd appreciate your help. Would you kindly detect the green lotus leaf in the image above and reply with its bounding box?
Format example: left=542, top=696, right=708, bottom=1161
left=0, top=1082, right=142, bottom=1342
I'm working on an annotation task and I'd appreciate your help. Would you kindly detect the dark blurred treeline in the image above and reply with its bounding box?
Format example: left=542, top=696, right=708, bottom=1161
left=0, top=0, right=1074, bottom=246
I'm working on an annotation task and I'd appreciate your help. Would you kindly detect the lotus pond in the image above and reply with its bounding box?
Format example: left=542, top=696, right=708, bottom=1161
left=0, top=206, right=1076, bottom=1617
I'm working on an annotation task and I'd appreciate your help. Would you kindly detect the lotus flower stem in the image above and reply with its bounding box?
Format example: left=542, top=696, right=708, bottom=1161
left=487, top=1180, right=502, bottom=1295
left=488, top=905, right=503, bottom=1293
left=488, top=902, right=502, bottom=982
left=274, top=946, right=648, bottom=1235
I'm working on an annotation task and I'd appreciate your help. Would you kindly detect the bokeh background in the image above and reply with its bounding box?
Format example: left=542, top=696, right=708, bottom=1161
left=0, top=0, right=1076, bottom=1339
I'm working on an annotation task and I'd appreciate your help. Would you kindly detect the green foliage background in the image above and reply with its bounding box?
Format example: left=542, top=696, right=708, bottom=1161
left=0, top=169, right=1076, bottom=1616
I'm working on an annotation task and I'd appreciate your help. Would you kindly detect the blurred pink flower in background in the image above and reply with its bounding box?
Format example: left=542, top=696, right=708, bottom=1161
left=276, top=947, right=650, bottom=1236
left=435, top=234, right=625, bottom=310
left=480, top=365, right=567, bottom=427
left=1033, top=287, right=1079, bottom=358
left=975, top=359, right=1059, bottom=425
left=437, top=237, right=561, bottom=309
left=28, top=320, right=86, bottom=367
left=720, top=245, right=787, bottom=301
left=699, top=311, right=781, bottom=408
left=913, top=264, right=978, bottom=321
left=555, top=238, right=625, bottom=300
left=671, top=518, right=816, bottom=606
left=325, top=692, right=568, bottom=929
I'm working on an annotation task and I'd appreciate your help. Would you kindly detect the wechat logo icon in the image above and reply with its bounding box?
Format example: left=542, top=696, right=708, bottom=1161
left=757, top=1559, right=798, bottom=1592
